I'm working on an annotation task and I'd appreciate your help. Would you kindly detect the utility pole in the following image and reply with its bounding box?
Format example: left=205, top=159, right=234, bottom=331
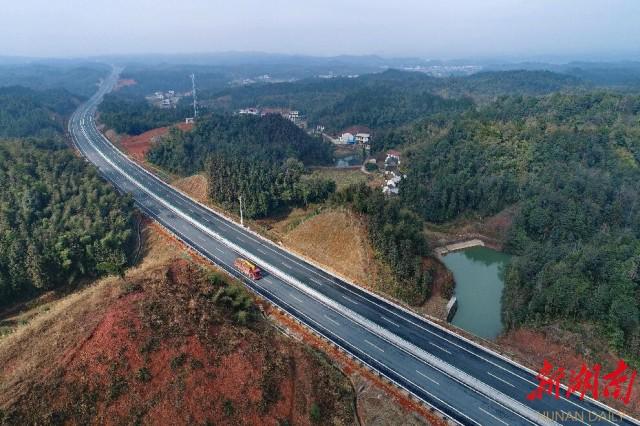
left=190, top=73, right=198, bottom=119
left=239, top=195, right=244, bottom=227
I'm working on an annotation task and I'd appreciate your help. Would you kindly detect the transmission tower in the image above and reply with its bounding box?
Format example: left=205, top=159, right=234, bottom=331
left=190, top=73, right=198, bottom=119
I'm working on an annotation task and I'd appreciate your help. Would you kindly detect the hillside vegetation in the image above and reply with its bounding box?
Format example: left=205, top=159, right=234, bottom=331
left=0, top=84, right=136, bottom=309
left=0, top=227, right=355, bottom=425
left=99, top=92, right=192, bottom=135
left=147, top=114, right=335, bottom=218
left=0, top=86, right=79, bottom=137
left=0, top=63, right=109, bottom=97
left=0, top=138, right=136, bottom=308
left=209, top=69, right=581, bottom=134
left=114, top=66, right=640, bottom=359
left=332, top=184, right=432, bottom=305
left=400, top=92, right=640, bottom=357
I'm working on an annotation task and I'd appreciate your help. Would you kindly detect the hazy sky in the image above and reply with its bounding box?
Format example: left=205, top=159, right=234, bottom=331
left=2, top=0, right=639, bottom=60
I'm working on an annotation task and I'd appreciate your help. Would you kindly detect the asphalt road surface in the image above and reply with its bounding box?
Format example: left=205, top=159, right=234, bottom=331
left=68, top=68, right=639, bottom=426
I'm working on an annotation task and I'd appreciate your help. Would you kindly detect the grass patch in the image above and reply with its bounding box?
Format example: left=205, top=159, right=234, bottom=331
left=309, top=168, right=370, bottom=191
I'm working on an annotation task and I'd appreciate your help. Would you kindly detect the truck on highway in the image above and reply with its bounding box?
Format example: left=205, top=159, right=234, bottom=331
left=234, top=257, right=262, bottom=280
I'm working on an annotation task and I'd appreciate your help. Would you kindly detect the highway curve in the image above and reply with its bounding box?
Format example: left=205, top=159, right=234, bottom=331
left=68, top=68, right=639, bottom=426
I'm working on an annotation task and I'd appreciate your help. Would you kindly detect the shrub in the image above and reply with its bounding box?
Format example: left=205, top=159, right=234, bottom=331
left=223, top=399, right=234, bottom=417
left=136, top=367, right=152, bottom=383
left=170, top=353, right=187, bottom=370
left=309, top=403, right=321, bottom=423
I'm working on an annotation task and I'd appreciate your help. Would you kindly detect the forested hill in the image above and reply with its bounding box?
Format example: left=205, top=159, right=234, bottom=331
left=399, top=91, right=640, bottom=356
left=0, top=86, right=80, bottom=138
left=0, top=139, right=136, bottom=308
left=99, top=92, right=192, bottom=135
left=0, top=78, right=137, bottom=309
left=310, top=84, right=471, bottom=133
left=445, top=70, right=582, bottom=98
left=147, top=113, right=336, bottom=218
left=207, top=69, right=582, bottom=133
left=147, top=113, right=333, bottom=175
left=0, top=63, right=109, bottom=97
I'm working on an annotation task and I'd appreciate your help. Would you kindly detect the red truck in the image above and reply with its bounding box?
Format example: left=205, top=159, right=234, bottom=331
left=234, top=257, right=262, bottom=280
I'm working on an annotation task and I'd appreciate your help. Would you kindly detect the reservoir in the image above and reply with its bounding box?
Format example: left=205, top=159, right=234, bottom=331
left=441, top=246, right=511, bottom=340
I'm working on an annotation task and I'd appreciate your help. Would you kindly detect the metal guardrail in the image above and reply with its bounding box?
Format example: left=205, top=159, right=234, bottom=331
left=73, top=94, right=555, bottom=426
left=69, top=70, right=640, bottom=426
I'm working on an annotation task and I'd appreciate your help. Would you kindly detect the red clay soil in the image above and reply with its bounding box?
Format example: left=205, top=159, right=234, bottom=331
left=133, top=223, right=442, bottom=424
left=114, top=79, right=137, bottom=91
left=1, top=259, right=354, bottom=425
left=120, top=122, right=193, bottom=161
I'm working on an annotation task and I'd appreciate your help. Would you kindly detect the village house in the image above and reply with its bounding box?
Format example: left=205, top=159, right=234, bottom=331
left=339, top=132, right=355, bottom=144
left=333, top=125, right=372, bottom=146
left=288, top=110, right=300, bottom=122
left=238, top=107, right=259, bottom=115
left=385, top=149, right=401, bottom=164
left=382, top=171, right=405, bottom=196
left=355, top=132, right=370, bottom=145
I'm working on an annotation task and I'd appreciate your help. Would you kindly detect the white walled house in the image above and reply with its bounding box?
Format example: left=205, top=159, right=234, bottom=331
left=355, top=133, right=370, bottom=145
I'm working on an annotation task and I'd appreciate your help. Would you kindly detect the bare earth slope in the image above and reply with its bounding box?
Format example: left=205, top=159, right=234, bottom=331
left=0, top=225, right=355, bottom=425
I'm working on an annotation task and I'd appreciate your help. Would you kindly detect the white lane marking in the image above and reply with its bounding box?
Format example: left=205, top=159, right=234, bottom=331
left=488, top=372, right=516, bottom=388
left=215, top=247, right=224, bottom=253
left=364, top=339, right=385, bottom=353
left=281, top=262, right=292, bottom=269
left=193, top=204, right=590, bottom=417
left=262, top=277, right=273, bottom=284
left=290, top=293, right=304, bottom=304
left=248, top=280, right=484, bottom=426
left=310, top=277, right=323, bottom=286
left=257, top=248, right=266, bottom=254
left=212, top=220, right=546, bottom=403
left=323, top=315, right=340, bottom=326
left=429, top=342, right=451, bottom=355
left=381, top=316, right=400, bottom=327
left=75, top=90, right=538, bottom=426
left=479, top=407, right=509, bottom=426
left=416, top=370, right=440, bottom=385
left=342, top=295, right=358, bottom=304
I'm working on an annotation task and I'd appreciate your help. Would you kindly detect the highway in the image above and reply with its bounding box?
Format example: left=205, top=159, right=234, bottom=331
left=69, top=69, right=639, bottom=426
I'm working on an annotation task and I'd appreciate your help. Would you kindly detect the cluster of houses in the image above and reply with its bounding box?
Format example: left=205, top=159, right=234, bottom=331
left=235, top=108, right=406, bottom=197
left=382, top=150, right=403, bottom=196
left=237, top=107, right=304, bottom=127
left=230, top=74, right=295, bottom=87
left=149, top=90, right=186, bottom=109
left=329, top=125, right=371, bottom=147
